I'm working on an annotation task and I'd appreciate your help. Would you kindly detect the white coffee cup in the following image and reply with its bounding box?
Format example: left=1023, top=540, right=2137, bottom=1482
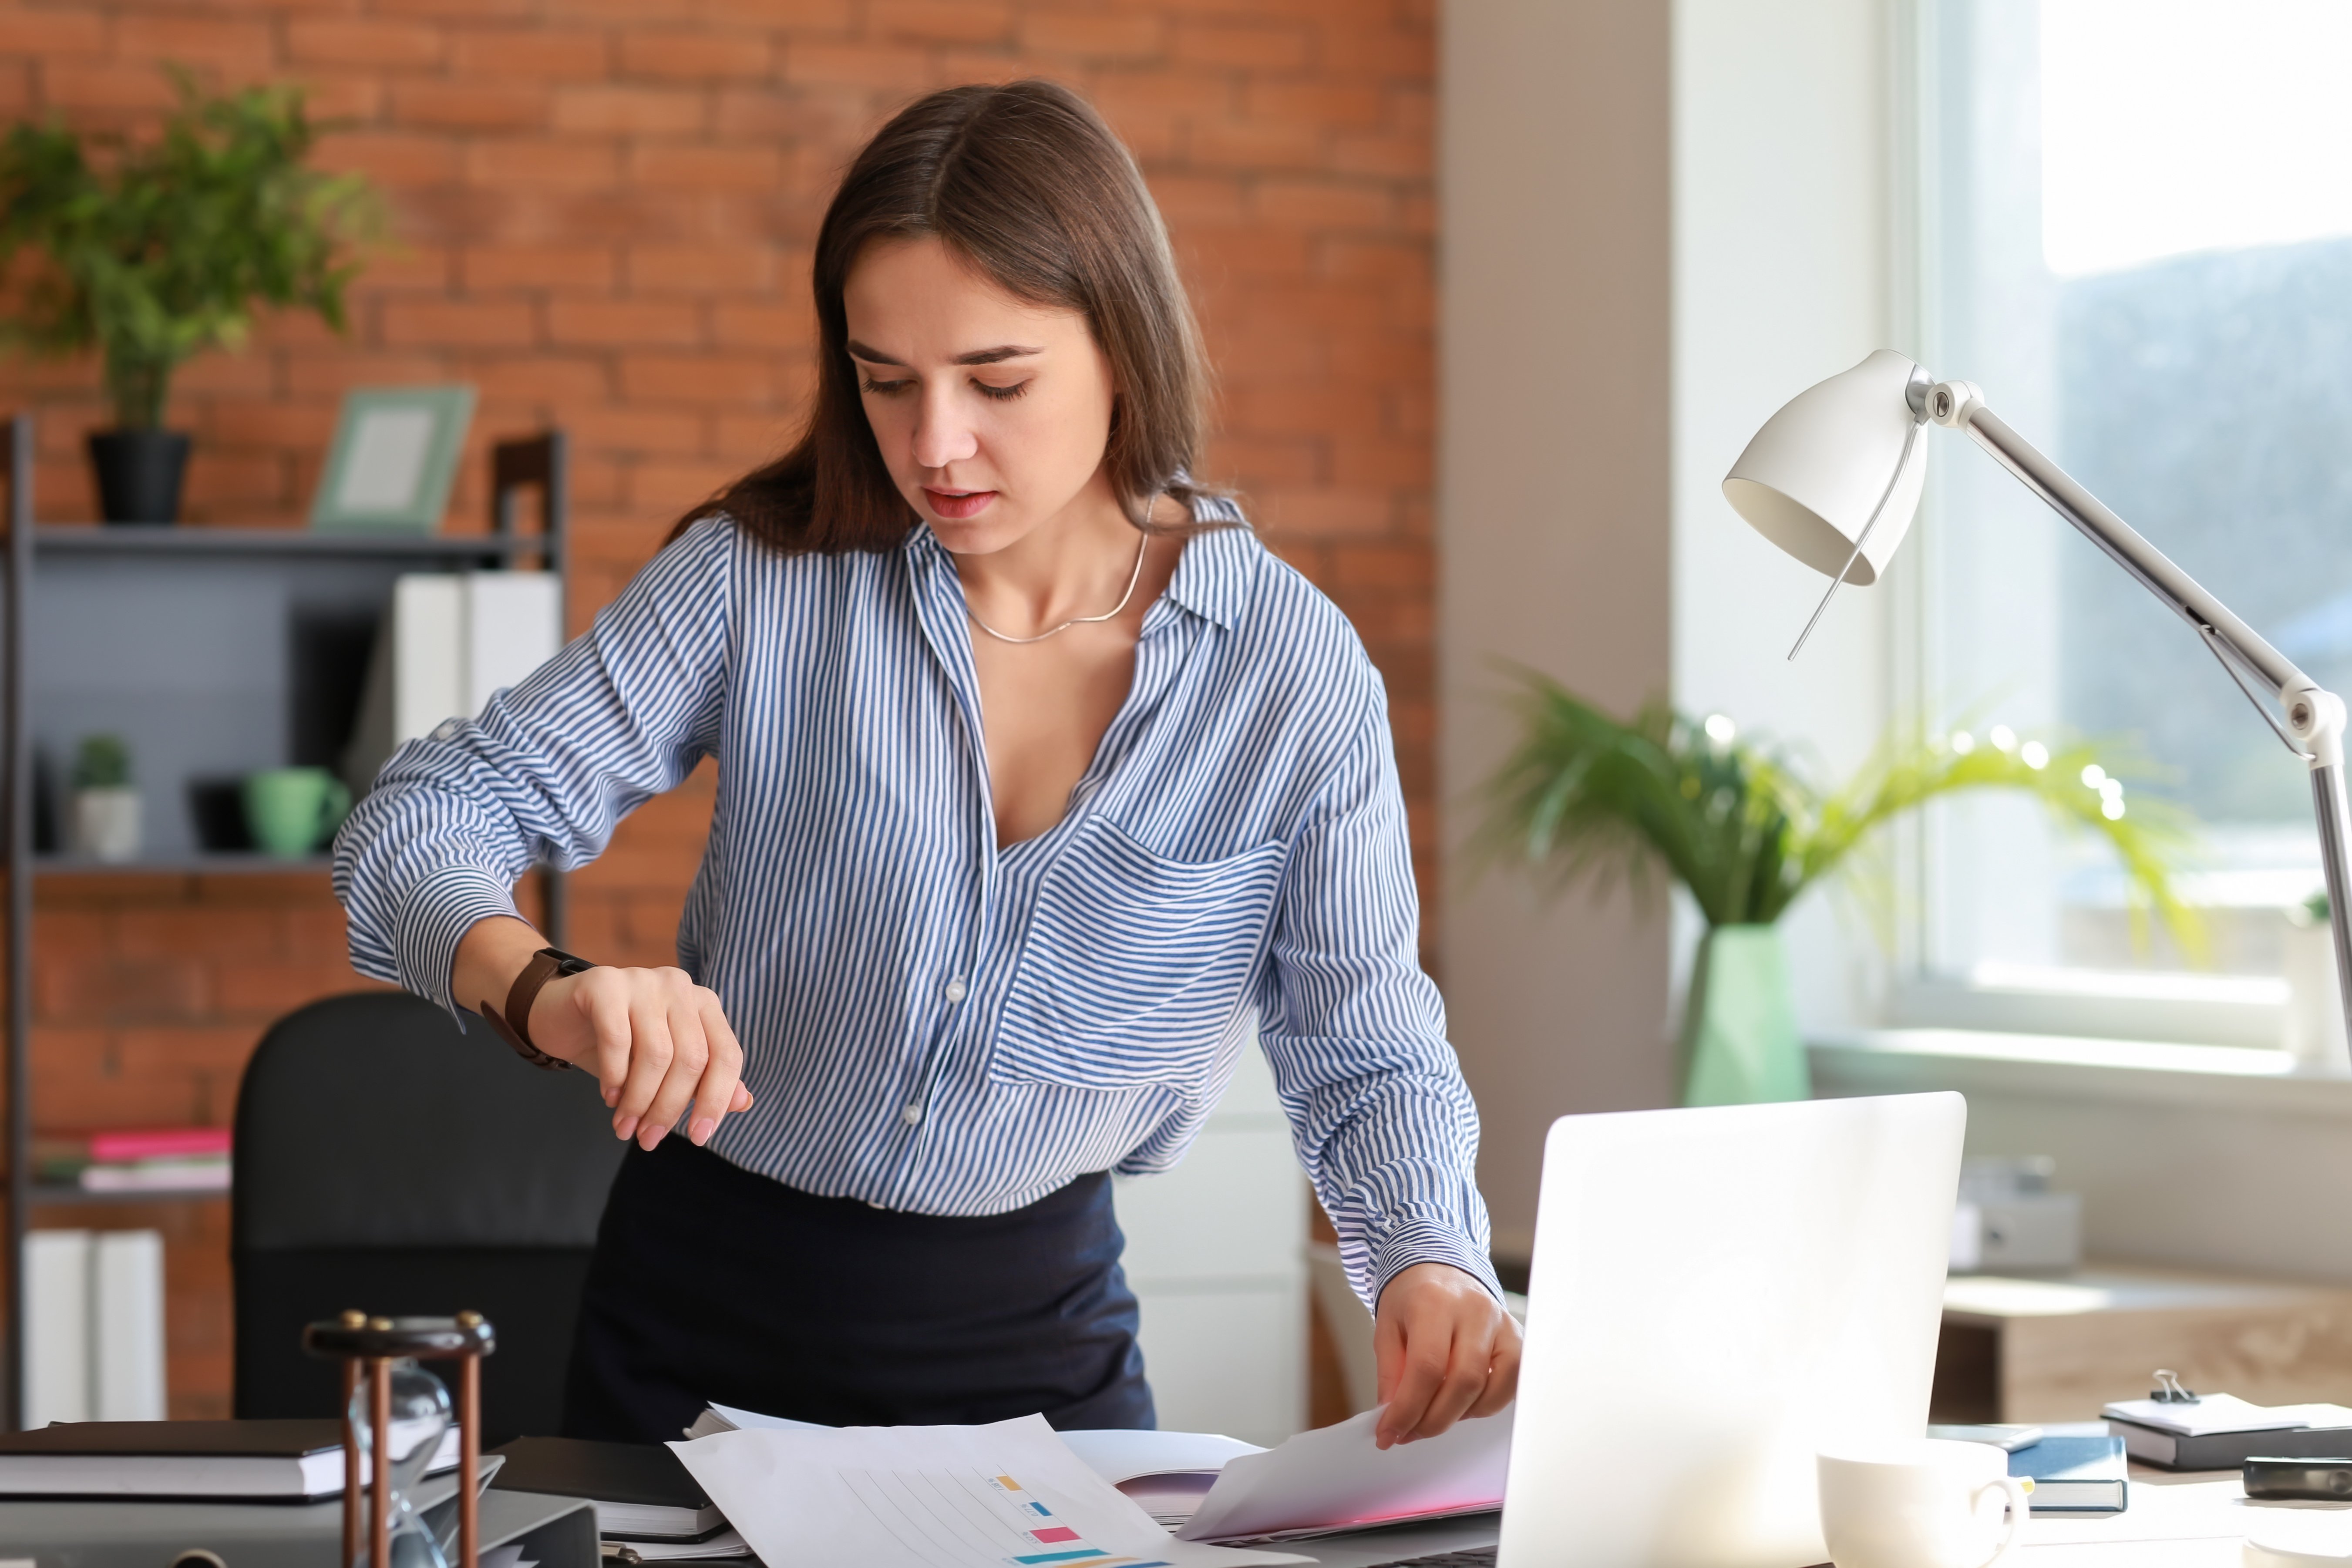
left=1817, top=1439, right=2031, bottom=1568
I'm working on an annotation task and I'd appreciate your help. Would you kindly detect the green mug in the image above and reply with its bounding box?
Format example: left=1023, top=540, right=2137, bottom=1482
left=243, top=767, right=352, bottom=858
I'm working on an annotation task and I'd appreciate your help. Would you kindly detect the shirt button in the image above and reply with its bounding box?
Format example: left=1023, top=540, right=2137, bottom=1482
left=943, top=976, right=967, bottom=1003
left=902, top=1103, right=924, bottom=1126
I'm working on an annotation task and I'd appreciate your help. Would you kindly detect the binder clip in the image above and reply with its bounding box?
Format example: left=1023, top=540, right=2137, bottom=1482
left=303, top=1309, right=496, bottom=1568
left=2150, top=1368, right=2200, bottom=1404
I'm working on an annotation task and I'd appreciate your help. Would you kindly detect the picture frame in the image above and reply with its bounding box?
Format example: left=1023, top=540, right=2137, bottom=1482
left=310, top=384, right=477, bottom=532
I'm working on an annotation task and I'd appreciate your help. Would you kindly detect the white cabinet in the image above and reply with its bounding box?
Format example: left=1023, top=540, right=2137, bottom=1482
left=1113, top=1040, right=1307, bottom=1445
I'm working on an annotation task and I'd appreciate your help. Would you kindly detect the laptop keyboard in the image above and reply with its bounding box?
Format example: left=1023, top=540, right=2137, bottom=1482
left=1368, top=1549, right=1499, bottom=1568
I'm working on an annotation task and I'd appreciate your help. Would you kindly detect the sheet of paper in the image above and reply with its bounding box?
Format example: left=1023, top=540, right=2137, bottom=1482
left=612, top=1527, right=753, bottom=1561
left=2101, top=1395, right=2352, bottom=1437
left=670, top=1416, right=1309, bottom=1568
left=1059, top=1431, right=1266, bottom=1485
left=1119, top=1474, right=1219, bottom=1528
left=705, top=1400, right=830, bottom=1433
left=700, top=1404, right=1262, bottom=1486
left=1177, top=1408, right=1512, bottom=1543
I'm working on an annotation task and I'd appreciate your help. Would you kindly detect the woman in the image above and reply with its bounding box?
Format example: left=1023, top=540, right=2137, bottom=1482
left=335, top=79, right=1518, bottom=1450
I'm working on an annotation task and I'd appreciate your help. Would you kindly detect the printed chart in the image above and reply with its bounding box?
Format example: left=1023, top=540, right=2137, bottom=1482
left=839, top=1464, right=1175, bottom=1568
left=670, top=1411, right=1308, bottom=1568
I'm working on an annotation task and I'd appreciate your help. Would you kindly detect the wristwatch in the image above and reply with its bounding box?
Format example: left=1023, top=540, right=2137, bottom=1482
left=477, top=946, right=596, bottom=1070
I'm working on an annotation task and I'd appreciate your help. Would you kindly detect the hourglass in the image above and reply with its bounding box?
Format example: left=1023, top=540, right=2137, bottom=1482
left=303, top=1311, right=496, bottom=1568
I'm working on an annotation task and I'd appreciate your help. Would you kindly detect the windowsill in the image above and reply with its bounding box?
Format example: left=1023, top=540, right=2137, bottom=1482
left=1809, top=1028, right=2352, bottom=1117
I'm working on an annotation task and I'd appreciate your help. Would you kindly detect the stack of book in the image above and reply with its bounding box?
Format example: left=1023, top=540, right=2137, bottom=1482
left=0, top=1419, right=462, bottom=1501
left=2104, top=1391, right=2352, bottom=1469
left=35, top=1127, right=232, bottom=1193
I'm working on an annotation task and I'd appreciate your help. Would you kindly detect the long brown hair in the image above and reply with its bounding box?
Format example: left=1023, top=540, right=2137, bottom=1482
left=672, top=79, right=1224, bottom=552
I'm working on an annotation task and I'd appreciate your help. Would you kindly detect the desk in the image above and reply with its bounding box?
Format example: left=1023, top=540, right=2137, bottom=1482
left=1935, top=1263, right=2352, bottom=1423
left=2015, top=1465, right=2352, bottom=1563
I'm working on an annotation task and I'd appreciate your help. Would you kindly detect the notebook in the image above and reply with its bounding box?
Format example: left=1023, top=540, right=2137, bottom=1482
left=2102, top=1396, right=2352, bottom=1471
left=0, top=1419, right=460, bottom=1500
left=2011, top=1435, right=2127, bottom=1513
left=489, top=1436, right=723, bottom=1540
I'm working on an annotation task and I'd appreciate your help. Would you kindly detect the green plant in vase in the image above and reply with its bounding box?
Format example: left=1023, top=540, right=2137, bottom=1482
left=0, top=67, right=379, bottom=523
left=69, top=732, right=141, bottom=863
left=1476, top=674, right=2200, bottom=1105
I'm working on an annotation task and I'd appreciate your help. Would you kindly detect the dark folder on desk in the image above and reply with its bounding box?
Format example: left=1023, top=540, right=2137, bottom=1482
left=491, top=1435, right=724, bottom=1539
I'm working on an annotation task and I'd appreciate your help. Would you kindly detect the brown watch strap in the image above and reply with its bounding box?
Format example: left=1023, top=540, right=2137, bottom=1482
left=478, top=947, right=594, bottom=1070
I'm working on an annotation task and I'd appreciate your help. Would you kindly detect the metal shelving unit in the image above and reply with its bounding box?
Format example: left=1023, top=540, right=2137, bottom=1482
left=0, top=413, right=570, bottom=1427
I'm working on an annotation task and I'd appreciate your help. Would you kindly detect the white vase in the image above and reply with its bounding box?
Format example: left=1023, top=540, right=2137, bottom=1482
left=71, top=786, right=141, bottom=864
left=2283, top=918, right=2351, bottom=1074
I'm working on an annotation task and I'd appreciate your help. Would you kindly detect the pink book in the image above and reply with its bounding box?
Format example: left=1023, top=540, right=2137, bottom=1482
left=87, top=1127, right=232, bottom=1163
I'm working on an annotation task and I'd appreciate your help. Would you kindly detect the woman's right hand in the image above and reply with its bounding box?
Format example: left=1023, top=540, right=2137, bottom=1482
left=455, top=916, right=753, bottom=1151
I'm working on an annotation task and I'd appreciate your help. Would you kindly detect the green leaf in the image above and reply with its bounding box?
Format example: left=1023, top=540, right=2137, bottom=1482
left=1471, top=671, right=2205, bottom=960
left=0, top=66, right=385, bottom=427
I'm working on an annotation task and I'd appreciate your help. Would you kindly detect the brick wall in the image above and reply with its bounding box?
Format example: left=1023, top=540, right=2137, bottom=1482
left=0, top=0, right=1434, bottom=1417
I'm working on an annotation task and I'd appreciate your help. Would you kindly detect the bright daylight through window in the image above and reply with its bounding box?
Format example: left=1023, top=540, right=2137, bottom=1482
left=1913, top=0, right=2352, bottom=1045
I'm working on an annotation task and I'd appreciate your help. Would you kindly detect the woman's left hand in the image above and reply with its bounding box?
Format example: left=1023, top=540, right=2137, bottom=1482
left=1370, top=1262, right=1522, bottom=1448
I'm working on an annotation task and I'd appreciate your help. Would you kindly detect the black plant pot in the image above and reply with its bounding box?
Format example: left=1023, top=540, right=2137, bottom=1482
left=87, top=428, right=191, bottom=525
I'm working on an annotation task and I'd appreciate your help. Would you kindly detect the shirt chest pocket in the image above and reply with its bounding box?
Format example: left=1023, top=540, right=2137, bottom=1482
left=991, top=818, right=1288, bottom=1095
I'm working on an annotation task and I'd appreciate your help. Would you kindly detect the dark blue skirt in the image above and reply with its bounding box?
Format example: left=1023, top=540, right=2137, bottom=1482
left=561, top=1139, right=1155, bottom=1442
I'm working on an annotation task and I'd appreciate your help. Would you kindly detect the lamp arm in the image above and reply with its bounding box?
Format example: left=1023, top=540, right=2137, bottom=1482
left=1935, top=388, right=2310, bottom=698
left=1930, top=380, right=2352, bottom=1059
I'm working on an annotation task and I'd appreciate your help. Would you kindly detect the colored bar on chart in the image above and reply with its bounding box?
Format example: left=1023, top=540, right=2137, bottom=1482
left=1029, top=1501, right=1053, bottom=1516
left=1011, top=1550, right=1114, bottom=1565
left=1030, top=1527, right=1081, bottom=1543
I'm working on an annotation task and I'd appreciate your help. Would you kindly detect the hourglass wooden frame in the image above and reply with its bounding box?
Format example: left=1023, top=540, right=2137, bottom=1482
left=303, top=1310, right=497, bottom=1568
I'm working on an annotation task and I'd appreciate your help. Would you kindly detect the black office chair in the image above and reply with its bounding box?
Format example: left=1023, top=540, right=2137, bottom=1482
left=233, top=990, right=626, bottom=1444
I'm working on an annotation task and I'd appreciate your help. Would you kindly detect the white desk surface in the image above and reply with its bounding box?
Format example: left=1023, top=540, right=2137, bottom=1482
left=2018, top=1464, right=2352, bottom=1563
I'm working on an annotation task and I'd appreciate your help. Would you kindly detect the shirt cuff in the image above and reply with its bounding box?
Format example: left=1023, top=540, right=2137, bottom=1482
left=395, top=863, right=525, bottom=1021
left=1368, top=1219, right=1505, bottom=1308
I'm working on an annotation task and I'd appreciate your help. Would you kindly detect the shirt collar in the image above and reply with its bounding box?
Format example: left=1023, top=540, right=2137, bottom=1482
left=1162, top=514, right=1253, bottom=631
left=902, top=511, right=1256, bottom=633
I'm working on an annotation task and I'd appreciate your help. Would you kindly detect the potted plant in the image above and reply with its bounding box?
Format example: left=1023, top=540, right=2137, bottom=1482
left=70, top=733, right=140, bottom=863
left=1477, top=676, right=2201, bottom=1105
left=0, top=69, right=378, bottom=523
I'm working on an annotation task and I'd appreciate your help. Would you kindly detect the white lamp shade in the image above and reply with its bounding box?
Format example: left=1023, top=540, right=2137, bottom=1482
left=1722, top=349, right=1928, bottom=586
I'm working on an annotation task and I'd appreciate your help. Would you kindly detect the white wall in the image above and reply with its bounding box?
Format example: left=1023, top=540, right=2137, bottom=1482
left=1439, top=0, right=1677, bottom=1258
left=1114, top=1043, right=1306, bottom=1444
left=1670, top=0, right=1903, bottom=1032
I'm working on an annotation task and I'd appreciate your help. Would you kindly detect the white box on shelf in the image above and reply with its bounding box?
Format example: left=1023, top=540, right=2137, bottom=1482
left=343, top=571, right=565, bottom=794
left=24, top=1227, right=170, bottom=1426
left=93, top=1230, right=168, bottom=1420
left=24, top=1230, right=92, bottom=1427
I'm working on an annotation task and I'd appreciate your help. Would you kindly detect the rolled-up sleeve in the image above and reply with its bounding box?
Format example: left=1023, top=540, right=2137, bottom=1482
left=1258, top=682, right=1501, bottom=1314
left=332, top=517, right=734, bottom=1014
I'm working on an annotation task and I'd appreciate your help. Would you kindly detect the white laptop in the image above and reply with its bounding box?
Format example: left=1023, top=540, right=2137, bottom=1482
left=1303, top=1091, right=1965, bottom=1568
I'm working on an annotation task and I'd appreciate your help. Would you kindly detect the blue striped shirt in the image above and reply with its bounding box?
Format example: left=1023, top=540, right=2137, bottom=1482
left=333, top=510, right=1498, bottom=1308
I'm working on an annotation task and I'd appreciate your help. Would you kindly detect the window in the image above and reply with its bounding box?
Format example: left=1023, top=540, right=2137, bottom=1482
left=1907, top=0, right=2352, bottom=1040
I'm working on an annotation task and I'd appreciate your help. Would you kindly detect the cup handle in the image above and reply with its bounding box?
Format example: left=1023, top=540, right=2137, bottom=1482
left=1973, top=1475, right=2032, bottom=1567
left=320, top=778, right=353, bottom=843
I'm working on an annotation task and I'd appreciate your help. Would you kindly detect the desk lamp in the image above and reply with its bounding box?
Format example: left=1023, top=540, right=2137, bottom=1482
left=1722, top=348, right=2352, bottom=1046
